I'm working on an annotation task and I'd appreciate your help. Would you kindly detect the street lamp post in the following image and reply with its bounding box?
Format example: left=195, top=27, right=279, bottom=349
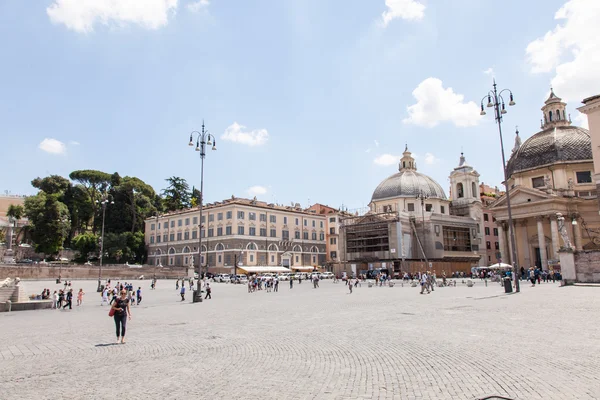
left=480, top=80, right=520, bottom=292
left=97, top=198, right=114, bottom=292
left=417, top=191, right=429, bottom=264
left=188, top=121, right=217, bottom=303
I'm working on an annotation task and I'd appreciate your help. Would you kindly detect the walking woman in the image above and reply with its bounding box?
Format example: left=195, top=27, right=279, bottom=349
left=77, top=288, right=85, bottom=306
left=111, top=289, right=132, bottom=344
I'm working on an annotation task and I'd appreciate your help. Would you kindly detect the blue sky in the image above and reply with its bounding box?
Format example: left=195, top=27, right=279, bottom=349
left=1, top=0, right=597, bottom=210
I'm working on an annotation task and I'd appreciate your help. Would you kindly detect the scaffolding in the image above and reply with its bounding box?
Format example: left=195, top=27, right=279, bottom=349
left=341, top=211, right=399, bottom=254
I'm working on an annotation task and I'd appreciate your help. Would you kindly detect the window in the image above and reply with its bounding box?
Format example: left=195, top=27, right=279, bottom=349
left=177, top=232, right=182, bottom=240
left=201, top=216, right=205, bottom=223
left=312, top=220, right=315, bottom=227
left=163, top=222, right=168, bottom=229
left=472, top=182, right=477, bottom=198
left=457, top=183, right=464, bottom=198
left=191, top=230, right=197, bottom=239
left=330, top=237, right=337, bottom=245
left=407, top=203, right=415, bottom=212
left=270, top=215, right=276, bottom=223
left=260, top=214, right=266, bottom=222
left=226, top=211, right=232, bottom=219
left=484, top=214, right=489, bottom=222
left=218, top=255, right=222, bottom=263
left=270, top=229, right=276, bottom=237
left=217, top=227, right=223, bottom=236
left=250, top=255, right=254, bottom=263
left=532, top=176, right=545, bottom=188
left=282, top=230, right=289, bottom=240
left=193, top=217, right=198, bottom=225
left=330, top=251, right=337, bottom=259
left=151, top=223, right=155, bottom=231
left=218, top=213, right=223, bottom=221
left=295, top=231, right=300, bottom=239
left=237, top=211, right=245, bottom=219
left=271, top=255, right=275, bottom=263
left=329, top=217, right=336, bottom=223
left=184, top=232, right=189, bottom=240
left=163, top=234, right=168, bottom=242
left=485, top=227, right=490, bottom=235
left=319, top=233, right=324, bottom=240
left=284, top=216, right=288, bottom=224
left=150, top=236, right=155, bottom=244
left=209, top=214, right=214, bottom=222
left=208, top=228, right=214, bottom=237
left=486, top=241, right=491, bottom=250
left=249, top=212, right=256, bottom=221
left=493, top=228, right=498, bottom=236
left=495, top=242, right=499, bottom=250
left=442, top=226, right=471, bottom=252
left=304, top=219, right=307, bottom=226
left=185, top=218, right=190, bottom=226
left=295, top=256, right=299, bottom=263
left=226, top=226, right=232, bottom=235
left=330, top=227, right=335, bottom=234
left=171, top=220, right=175, bottom=228
left=260, top=228, right=267, bottom=237
left=440, top=206, right=445, bottom=214
left=237, top=226, right=245, bottom=235
left=170, top=233, right=175, bottom=241
left=425, top=204, right=432, bottom=212
left=576, top=171, right=592, bottom=184
left=303, top=232, right=308, bottom=240
left=295, top=218, right=299, bottom=225
left=178, top=219, right=182, bottom=227
left=320, top=221, right=323, bottom=228
left=249, top=227, right=256, bottom=236
left=312, top=232, right=317, bottom=240
left=201, top=230, right=205, bottom=238
left=156, top=235, right=161, bottom=243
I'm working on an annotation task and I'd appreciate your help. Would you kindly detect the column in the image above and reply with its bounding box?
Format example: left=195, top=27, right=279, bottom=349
left=536, top=216, right=548, bottom=269
left=519, top=220, right=531, bottom=267
left=497, top=221, right=508, bottom=264
left=573, top=214, right=583, bottom=251
left=549, top=216, right=560, bottom=260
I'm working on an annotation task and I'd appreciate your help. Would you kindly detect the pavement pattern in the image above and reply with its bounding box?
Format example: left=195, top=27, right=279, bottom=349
left=0, top=278, right=599, bottom=400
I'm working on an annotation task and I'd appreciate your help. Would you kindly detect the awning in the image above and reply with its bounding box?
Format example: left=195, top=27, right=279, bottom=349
left=238, top=266, right=291, bottom=273
left=291, top=266, right=317, bottom=271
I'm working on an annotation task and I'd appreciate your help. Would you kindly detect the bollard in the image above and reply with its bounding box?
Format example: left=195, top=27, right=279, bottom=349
left=6, top=300, right=11, bottom=312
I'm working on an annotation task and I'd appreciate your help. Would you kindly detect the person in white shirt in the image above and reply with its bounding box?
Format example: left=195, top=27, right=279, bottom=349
left=101, top=288, right=109, bottom=306
left=420, top=273, right=430, bottom=294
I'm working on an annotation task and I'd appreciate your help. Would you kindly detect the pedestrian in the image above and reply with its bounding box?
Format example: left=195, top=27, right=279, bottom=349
left=111, top=289, right=132, bottom=344
left=420, top=272, right=430, bottom=294
left=190, top=279, right=194, bottom=290
left=274, top=277, right=279, bottom=292
left=77, top=288, right=85, bottom=306
left=136, top=287, right=142, bottom=305
left=101, top=288, right=109, bottom=306
left=205, top=282, right=212, bottom=299
left=176, top=279, right=179, bottom=290
left=289, top=278, right=294, bottom=289
left=180, top=285, right=185, bottom=301
left=57, top=290, right=64, bottom=309
left=349, top=279, right=353, bottom=294
left=63, top=289, right=73, bottom=309
left=529, top=267, right=536, bottom=286
left=52, top=290, right=58, bottom=309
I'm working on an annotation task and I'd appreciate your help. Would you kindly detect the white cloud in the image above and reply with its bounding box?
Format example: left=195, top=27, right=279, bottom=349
left=403, top=77, right=482, bottom=128
left=39, top=138, right=67, bottom=155
left=526, top=0, right=600, bottom=102
left=424, top=152, right=439, bottom=165
left=69, top=140, right=80, bottom=145
left=221, top=122, right=269, bottom=146
left=46, top=0, right=178, bottom=33
left=381, top=0, right=425, bottom=26
left=574, top=112, right=589, bottom=129
left=483, top=67, right=494, bottom=76
left=247, top=186, right=267, bottom=197
left=374, top=154, right=400, bottom=166
left=187, top=0, right=209, bottom=12
left=374, top=140, right=380, bottom=147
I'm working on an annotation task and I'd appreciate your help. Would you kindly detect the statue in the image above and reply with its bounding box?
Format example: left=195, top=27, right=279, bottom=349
left=544, top=175, right=552, bottom=188
left=567, top=178, right=574, bottom=191
left=556, top=213, right=573, bottom=250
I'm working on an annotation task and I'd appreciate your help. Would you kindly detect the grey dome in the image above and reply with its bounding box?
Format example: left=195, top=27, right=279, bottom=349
left=371, top=170, right=447, bottom=201
left=506, top=125, right=591, bottom=177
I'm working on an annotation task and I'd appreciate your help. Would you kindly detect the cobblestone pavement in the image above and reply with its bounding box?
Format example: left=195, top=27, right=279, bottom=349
left=1, top=278, right=599, bottom=400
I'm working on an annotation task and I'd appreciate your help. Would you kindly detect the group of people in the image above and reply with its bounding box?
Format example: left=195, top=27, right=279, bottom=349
left=177, top=278, right=211, bottom=300
left=526, top=267, right=559, bottom=286
left=47, top=288, right=85, bottom=309
left=101, top=281, right=142, bottom=306
left=248, top=276, right=279, bottom=293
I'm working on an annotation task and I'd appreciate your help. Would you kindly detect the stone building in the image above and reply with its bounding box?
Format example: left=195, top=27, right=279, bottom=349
left=489, top=90, right=600, bottom=270
left=305, top=203, right=349, bottom=267
left=338, top=146, right=482, bottom=276
left=479, top=183, right=504, bottom=265
left=144, top=196, right=327, bottom=274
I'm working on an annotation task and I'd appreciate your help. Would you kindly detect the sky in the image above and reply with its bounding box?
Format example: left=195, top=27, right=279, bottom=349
left=1, top=0, right=598, bottom=211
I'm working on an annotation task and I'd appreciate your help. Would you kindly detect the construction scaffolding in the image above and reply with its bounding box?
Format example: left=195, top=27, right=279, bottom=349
left=341, top=211, right=399, bottom=255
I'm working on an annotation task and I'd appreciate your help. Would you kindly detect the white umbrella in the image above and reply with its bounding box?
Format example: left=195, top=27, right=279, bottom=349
left=488, top=263, right=513, bottom=270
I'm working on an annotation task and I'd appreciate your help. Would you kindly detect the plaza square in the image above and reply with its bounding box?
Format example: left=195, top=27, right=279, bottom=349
left=1, top=279, right=599, bottom=400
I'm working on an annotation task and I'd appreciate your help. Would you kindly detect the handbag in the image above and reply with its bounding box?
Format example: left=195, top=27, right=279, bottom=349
left=109, top=301, right=117, bottom=317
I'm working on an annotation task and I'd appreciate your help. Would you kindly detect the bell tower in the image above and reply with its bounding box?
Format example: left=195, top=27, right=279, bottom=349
left=541, top=88, right=571, bottom=130
left=449, top=152, right=481, bottom=203
left=399, top=144, right=417, bottom=171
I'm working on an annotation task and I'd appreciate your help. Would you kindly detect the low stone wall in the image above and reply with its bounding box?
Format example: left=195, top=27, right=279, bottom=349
left=574, top=251, right=600, bottom=283
left=0, top=300, right=53, bottom=312
left=0, top=264, right=188, bottom=281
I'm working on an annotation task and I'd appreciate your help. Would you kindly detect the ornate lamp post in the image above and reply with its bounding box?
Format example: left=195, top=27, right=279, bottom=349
left=416, top=191, right=429, bottom=264
left=96, top=197, right=114, bottom=292
left=188, top=121, right=217, bottom=303
left=480, top=80, right=520, bottom=292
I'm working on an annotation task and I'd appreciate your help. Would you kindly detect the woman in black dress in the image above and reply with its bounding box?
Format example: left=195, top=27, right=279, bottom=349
left=111, top=289, right=132, bottom=344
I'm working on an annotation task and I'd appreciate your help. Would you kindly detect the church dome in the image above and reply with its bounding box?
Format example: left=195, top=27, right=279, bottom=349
left=506, top=90, right=591, bottom=176
left=371, top=146, right=447, bottom=201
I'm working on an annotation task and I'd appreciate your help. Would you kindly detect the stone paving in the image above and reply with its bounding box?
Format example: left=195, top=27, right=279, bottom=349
left=1, top=278, right=599, bottom=400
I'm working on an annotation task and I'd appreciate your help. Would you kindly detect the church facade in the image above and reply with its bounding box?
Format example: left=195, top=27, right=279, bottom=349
left=489, top=90, right=600, bottom=270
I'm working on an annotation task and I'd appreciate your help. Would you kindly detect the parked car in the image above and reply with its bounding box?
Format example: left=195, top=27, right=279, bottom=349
left=235, top=274, right=248, bottom=283
left=214, top=274, right=229, bottom=282
left=222, top=275, right=232, bottom=283
left=320, top=272, right=334, bottom=279
left=277, top=273, right=291, bottom=281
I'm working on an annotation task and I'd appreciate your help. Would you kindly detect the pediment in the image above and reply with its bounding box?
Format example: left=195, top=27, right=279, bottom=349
left=489, top=186, right=552, bottom=209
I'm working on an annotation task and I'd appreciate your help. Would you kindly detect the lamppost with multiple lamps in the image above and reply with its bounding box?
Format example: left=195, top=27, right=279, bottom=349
left=188, top=122, right=217, bottom=303
left=96, top=197, right=114, bottom=292
left=416, top=190, right=429, bottom=264
left=480, top=80, right=520, bottom=292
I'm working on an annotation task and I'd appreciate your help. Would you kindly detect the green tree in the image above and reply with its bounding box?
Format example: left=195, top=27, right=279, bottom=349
left=6, top=204, right=24, bottom=221
left=69, top=170, right=112, bottom=233
left=31, top=175, right=71, bottom=195
left=72, top=232, right=98, bottom=259
left=162, top=176, right=191, bottom=212
left=24, top=192, right=70, bottom=256
left=190, top=186, right=201, bottom=208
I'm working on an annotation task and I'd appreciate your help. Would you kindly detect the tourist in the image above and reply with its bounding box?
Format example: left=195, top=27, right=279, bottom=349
left=529, top=267, right=536, bottom=286
left=77, top=288, right=85, bottom=306
left=420, top=272, right=430, bottom=294
left=111, top=289, right=132, bottom=344
left=57, top=290, right=64, bottom=309
left=205, top=282, right=212, bottom=300
left=289, top=277, right=293, bottom=289
left=348, top=279, right=353, bottom=294
left=63, top=289, right=73, bottom=309
left=176, top=279, right=180, bottom=290
left=180, top=285, right=185, bottom=301
left=101, top=287, right=109, bottom=306
left=52, top=290, right=58, bottom=309
left=274, top=277, right=279, bottom=292
left=136, top=287, right=142, bottom=305
left=190, top=279, right=194, bottom=290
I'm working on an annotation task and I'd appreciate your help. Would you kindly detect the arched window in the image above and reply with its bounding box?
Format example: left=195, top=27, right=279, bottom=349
left=168, top=247, right=176, bottom=255
left=549, top=110, right=553, bottom=121
left=182, top=246, right=191, bottom=253
left=215, top=243, right=225, bottom=251
left=268, top=243, right=279, bottom=252
left=246, top=242, right=257, bottom=250
left=457, top=183, right=464, bottom=198
left=310, top=246, right=318, bottom=253
left=155, top=249, right=162, bottom=255
left=293, top=245, right=302, bottom=252
left=472, top=182, right=477, bottom=198
left=556, top=109, right=560, bottom=120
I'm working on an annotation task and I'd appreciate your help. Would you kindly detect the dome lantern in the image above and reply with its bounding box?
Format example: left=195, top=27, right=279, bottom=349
left=541, top=88, right=571, bottom=130
left=399, top=144, right=417, bottom=171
